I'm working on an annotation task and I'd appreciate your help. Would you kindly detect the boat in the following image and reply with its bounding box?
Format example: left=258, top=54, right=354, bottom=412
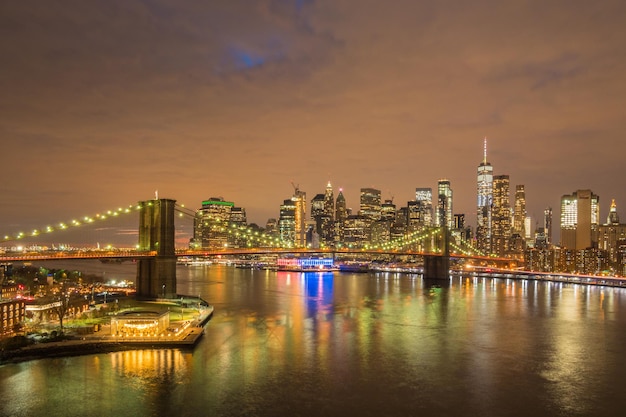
left=276, top=257, right=338, bottom=272
left=338, top=262, right=370, bottom=273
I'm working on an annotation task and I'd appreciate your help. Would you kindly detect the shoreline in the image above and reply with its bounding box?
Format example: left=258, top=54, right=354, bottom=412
left=1, top=306, right=213, bottom=365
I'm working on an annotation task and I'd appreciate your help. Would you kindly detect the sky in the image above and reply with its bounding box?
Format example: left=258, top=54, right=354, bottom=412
left=1, top=0, right=626, bottom=247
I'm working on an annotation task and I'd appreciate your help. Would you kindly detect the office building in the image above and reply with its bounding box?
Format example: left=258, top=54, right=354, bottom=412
left=560, top=189, right=599, bottom=250
left=359, top=188, right=382, bottom=222
left=334, top=189, right=347, bottom=244
left=492, top=175, right=511, bottom=256
left=513, top=185, right=526, bottom=237
left=344, top=215, right=370, bottom=248
left=324, top=181, right=335, bottom=219
left=311, top=193, right=333, bottom=247
left=436, top=179, right=453, bottom=228
left=279, top=199, right=296, bottom=247
left=415, top=188, right=433, bottom=227
left=598, top=200, right=626, bottom=269
left=544, top=207, right=553, bottom=246
left=193, top=198, right=234, bottom=249
left=292, top=186, right=307, bottom=248
left=476, top=138, right=493, bottom=252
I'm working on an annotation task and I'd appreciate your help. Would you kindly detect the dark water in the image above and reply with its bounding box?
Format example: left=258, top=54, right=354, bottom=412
left=2, top=263, right=626, bottom=417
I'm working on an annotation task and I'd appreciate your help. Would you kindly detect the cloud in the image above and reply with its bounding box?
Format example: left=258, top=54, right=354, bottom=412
left=1, top=0, right=626, bottom=239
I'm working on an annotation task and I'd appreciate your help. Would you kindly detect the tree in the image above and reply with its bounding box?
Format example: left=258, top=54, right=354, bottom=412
left=51, top=292, right=71, bottom=334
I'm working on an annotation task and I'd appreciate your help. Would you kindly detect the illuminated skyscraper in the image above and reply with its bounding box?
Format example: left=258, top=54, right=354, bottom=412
left=415, top=188, right=433, bottom=227
left=607, top=199, right=619, bottom=225
left=492, top=175, right=511, bottom=256
left=324, top=181, right=334, bottom=220
left=292, top=186, right=307, bottom=248
left=228, top=206, right=247, bottom=248
left=476, top=138, right=493, bottom=252
left=312, top=192, right=333, bottom=247
left=311, top=194, right=325, bottom=218
left=360, top=188, right=382, bottom=222
left=381, top=199, right=396, bottom=222
left=279, top=199, right=296, bottom=247
left=543, top=207, right=552, bottom=246
left=513, top=185, right=526, bottom=237
left=560, top=189, right=599, bottom=250
left=436, top=179, right=453, bottom=228
left=524, top=216, right=532, bottom=240
left=193, top=197, right=234, bottom=249
left=335, top=188, right=347, bottom=223
left=344, top=215, right=370, bottom=248
left=334, top=189, right=347, bottom=244
left=598, top=200, right=626, bottom=268
left=407, top=201, right=421, bottom=231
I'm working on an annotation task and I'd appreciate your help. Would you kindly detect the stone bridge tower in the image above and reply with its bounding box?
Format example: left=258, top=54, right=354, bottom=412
left=136, top=198, right=177, bottom=299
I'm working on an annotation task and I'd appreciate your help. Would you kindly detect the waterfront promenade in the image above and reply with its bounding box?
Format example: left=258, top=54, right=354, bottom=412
left=0, top=304, right=214, bottom=364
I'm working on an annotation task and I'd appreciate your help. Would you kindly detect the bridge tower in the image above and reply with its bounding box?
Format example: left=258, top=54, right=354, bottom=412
left=423, top=226, right=450, bottom=280
left=136, top=198, right=177, bottom=299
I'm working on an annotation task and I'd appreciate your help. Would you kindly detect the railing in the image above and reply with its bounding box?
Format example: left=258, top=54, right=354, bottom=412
left=0, top=247, right=514, bottom=263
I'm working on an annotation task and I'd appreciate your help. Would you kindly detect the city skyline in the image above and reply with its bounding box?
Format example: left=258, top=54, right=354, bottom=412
left=2, top=1, right=626, bottom=242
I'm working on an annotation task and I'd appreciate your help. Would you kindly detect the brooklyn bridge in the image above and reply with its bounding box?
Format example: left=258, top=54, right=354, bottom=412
left=1, top=198, right=528, bottom=298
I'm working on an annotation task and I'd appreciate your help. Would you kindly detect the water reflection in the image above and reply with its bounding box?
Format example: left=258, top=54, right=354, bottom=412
left=3, top=266, right=626, bottom=416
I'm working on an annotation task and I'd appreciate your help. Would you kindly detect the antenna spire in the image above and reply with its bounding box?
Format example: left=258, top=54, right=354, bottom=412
left=483, top=137, right=488, bottom=164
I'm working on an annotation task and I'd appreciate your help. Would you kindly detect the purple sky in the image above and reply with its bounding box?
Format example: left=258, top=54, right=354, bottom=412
left=1, top=0, right=625, bottom=247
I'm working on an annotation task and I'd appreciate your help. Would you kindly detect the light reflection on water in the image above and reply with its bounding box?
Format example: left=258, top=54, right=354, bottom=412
left=2, top=264, right=626, bottom=417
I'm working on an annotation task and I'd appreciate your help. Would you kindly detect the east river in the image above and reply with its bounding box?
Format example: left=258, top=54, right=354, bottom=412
left=2, top=261, right=626, bottom=417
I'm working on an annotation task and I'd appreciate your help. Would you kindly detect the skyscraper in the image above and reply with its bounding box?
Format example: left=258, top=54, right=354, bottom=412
left=193, top=197, right=234, bottom=249
left=311, top=194, right=325, bottom=218
left=381, top=199, right=397, bottom=222
left=415, top=188, right=433, bottom=227
left=598, top=200, right=626, bottom=268
left=560, top=189, right=599, bottom=250
left=292, top=186, right=307, bottom=248
left=335, top=188, right=347, bottom=223
left=324, top=181, right=334, bottom=220
left=513, top=185, right=526, bottom=237
left=360, top=188, right=382, bottom=222
left=476, top=138, right=493, bottom=252
left=311, top=192, right=333, bottom=247
left=543, top=207, right=552, bottom=246
left=334, top=188, right=347, bottom=244
left=279, top=199, right=296, bottom=247
left=492, top=175, right=511, bottom=256
left=436, top=179, right=453, bottom=228
left=607, top=199, right=619, bottom=225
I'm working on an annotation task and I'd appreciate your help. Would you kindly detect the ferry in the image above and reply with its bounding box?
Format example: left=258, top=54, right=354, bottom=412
left=276, top=257, right=338, bottom=272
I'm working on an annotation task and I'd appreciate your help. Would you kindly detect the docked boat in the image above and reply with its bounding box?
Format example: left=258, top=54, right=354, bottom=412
left=338, top=262, right=370, bottom=273
left=277, top=257, right=338, bottom=272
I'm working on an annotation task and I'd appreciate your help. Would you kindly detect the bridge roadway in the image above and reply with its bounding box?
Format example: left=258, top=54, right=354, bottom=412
left=0, top=248, right=514, bottom=264
left=3, top=249, right=624, bottom=287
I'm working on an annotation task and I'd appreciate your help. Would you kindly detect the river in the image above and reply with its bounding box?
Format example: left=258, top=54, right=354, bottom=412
left=1, top=262, right=626, bottom=416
